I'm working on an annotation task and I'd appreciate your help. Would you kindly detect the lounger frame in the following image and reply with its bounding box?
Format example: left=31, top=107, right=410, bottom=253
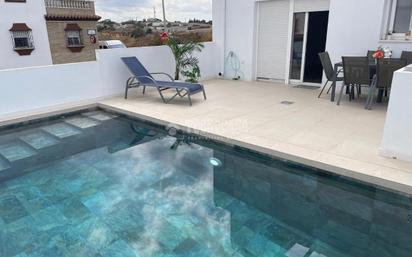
left=124, top=73, right=207, bottom=106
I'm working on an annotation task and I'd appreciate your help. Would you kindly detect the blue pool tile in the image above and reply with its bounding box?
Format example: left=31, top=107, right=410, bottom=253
left=0, top=231, right=21, bottom=257
left=31, top=206, right=68, bottom=232
left=0, top=195, right=28, bottom=224
left=156, top=221, right=187, bottom=251
left=102, top=200, right=145, bottom=237
left=38, top=180, right=73, bottom=204
left=99, top=240, right=138, bottom=257
left=56, top=198, right=92, bottom=224
left=19, top=131, right=59, bottom=150
left=65, top=117, right=101, bottom=129
left=12, top=253, right=29, bottom=257
left=29, top=240, right=68, bottom=257
left=0, top=157, right=10, bottom=171
left=41, top=123, right=82, bottom=139
left=0, top=141, right=37, bottom=162
left=3, top=216, right=39, bottom=254
left=75, top=217, right=118, bottom=251
left=15, top=187, right=51, bottom=214
left=81, top=191, right=124, bottom=216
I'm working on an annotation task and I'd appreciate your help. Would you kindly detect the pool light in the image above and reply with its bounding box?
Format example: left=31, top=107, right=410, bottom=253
left=209, top=157, right=222, bottom=167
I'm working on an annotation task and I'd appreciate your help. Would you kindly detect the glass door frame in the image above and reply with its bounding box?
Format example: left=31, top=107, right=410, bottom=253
left=289, top=12, right=309, bottom=84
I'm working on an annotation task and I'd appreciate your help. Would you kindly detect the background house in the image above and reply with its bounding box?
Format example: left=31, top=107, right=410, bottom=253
left=44, top=0, right=101, bottom=64
left=0, top=0, right=53, bottom=70
left=0, top=0, right=100, bottom=70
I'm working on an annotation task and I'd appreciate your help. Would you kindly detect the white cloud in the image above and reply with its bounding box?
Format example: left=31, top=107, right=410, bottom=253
left=95, top=0, right=212, bottom=22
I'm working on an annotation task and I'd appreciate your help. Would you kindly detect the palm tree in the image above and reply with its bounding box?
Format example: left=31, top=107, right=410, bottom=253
left=166, top=37, right=204, bottom=81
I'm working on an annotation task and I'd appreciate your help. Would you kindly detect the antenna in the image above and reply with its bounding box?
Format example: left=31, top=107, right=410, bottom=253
left=153, top=6, right=156, bottom=19
left=162, top=0, right=167, bottom=30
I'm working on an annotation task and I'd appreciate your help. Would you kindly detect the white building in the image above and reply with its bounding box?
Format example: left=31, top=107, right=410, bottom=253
left=212, top=0, right=412, bottom=84
left=0, top=0, right=53, bottom=70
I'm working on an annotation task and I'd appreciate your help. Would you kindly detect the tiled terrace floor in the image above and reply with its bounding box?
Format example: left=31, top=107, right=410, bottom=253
left=99, top=79, right=412, bottom=194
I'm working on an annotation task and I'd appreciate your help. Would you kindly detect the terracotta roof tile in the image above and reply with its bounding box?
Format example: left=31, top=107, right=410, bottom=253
left=44, top=14, right=101, bottom=21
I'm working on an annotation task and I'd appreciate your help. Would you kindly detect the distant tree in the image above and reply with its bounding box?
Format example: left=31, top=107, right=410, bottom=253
left=122, top=20, right=138, bottom=25
left=145, top=28, right=153, bottom=34
left=97, top=19, right=117, bottom=32
left=130, top=23, right=145, bottom=38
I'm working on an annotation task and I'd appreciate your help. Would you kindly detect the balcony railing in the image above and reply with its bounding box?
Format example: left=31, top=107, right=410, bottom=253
left=44, top=0, right=94, bottom=9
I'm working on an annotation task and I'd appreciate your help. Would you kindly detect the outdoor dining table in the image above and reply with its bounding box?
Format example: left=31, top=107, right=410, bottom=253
left=329, top=62, right=377, bottom=102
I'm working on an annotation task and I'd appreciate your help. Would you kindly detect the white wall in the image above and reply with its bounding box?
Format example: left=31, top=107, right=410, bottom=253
left=0, top=43, right=218, bottom=117
left=0, top=62, right=101, bottom=116
left=326, top=0, right=412, bottom=64
left=212, top=0, right=226, bottom=76
left=0, top=1, right=52, bottom=70
left=380, top=66, right=412, bottom=161
left=212, top=0, right=257, bottom=81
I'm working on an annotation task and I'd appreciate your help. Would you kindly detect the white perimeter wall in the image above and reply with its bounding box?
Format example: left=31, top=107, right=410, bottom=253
left=0, top=43, right=218, bottom=117
left=326, top=0, right=412, bottom=63
left=0, top=62, right=102, bottom=116
left=0, top=1, right=53, bottom=70
left=381, top=67, right=412, bottom=162
left=96, top=43, right=219, bottom=96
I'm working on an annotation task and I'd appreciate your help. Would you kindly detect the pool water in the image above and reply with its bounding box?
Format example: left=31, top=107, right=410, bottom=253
left=0, top=110, right=411, bottom=257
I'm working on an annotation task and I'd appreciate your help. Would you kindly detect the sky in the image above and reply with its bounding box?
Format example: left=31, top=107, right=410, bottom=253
left=95, top=0, right=212, bottom=23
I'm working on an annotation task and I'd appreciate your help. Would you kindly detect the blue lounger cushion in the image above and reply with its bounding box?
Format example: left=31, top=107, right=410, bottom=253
left=156, top=81, right=203, bottom=92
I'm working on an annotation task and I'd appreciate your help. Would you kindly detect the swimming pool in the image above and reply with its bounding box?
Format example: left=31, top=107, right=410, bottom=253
left=0, top=109, right=411, bottom=257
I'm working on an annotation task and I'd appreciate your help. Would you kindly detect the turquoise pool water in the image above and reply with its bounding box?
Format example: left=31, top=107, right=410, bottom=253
left=0, top=110, right=411, bottom=257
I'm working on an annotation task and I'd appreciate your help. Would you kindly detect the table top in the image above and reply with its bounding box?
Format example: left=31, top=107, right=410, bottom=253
left=334, top=62, right=376, bottom=68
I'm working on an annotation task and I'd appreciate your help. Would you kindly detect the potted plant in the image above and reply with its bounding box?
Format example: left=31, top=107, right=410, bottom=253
left=161, top=32, right=204, bottom=83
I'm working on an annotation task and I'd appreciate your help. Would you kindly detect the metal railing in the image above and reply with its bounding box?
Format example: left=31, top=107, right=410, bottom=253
left=44, top=0, right=94, bottom=9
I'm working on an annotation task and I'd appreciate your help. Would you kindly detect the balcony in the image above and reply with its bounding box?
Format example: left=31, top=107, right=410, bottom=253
left=44, top=0, right=96, bottom=17
left=44, top=0, right=94, bottom=9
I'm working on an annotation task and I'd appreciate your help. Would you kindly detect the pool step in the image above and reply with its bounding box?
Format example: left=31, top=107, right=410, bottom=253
left=82, top=110, right=118, bottom=121
left=64, top=116, right=101, bottom=129
left=308, top=251, right=327, bottom=257
left=285, top=243, right=310, bottom=257
left=0, top=140, right=37, bottom=163
left=41, top=122, right=82, bottom=139
left=19, top=131, right=60, bottom=150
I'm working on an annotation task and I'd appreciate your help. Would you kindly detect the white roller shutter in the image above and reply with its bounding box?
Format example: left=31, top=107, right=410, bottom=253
left=257, top=0, right=291, bottom=81
left=294, top=0, right=330, bottom=13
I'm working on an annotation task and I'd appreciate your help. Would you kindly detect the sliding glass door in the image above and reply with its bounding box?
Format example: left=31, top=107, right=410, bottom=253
left=289, top=11, right=329, bottom=84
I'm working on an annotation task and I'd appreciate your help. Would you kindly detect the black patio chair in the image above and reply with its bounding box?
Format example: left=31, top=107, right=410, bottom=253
left=318, top=52, right=343, bottom=98
left=365, top=58, right=407, bottom=110
left=367, top=50, right=376, bottom=66
left=401, top=51, right=412, bottom=65
left=337, top=57, right=371, bottom=105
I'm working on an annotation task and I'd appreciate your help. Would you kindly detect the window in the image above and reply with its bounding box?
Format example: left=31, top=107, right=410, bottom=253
left=64, top=24, right=83, bottom=51
left=66, top=30, right=82, bottom=46
left=385, top=0, right=412, bottom=39
left=9, top=23, right=34, bottom=55
left=12, top=31, right=33, bottom=48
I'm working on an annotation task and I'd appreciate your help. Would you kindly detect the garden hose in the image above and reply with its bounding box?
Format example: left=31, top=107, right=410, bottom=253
left=224, top=51, right=244, bottom=80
